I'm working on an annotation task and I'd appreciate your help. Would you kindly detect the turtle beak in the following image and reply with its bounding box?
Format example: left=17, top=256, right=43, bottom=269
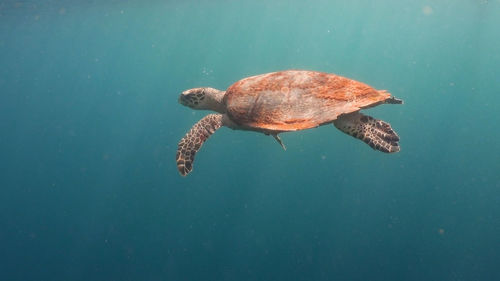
left=178, top=94, right=187, bottom=105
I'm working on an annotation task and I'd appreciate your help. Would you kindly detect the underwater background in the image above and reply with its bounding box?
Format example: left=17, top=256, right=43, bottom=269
left=1, top=0, right=499, bottom=280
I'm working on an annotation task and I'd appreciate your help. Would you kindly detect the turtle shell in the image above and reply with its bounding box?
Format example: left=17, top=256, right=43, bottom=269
left=224, top=70, right=392, bottom=132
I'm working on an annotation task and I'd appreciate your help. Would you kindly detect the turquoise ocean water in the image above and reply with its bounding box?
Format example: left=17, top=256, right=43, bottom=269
left=1, top=1, right=499, bottom=280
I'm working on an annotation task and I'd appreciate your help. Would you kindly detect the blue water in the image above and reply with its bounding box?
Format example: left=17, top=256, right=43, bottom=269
left=1, top=1, right=499, bottom=280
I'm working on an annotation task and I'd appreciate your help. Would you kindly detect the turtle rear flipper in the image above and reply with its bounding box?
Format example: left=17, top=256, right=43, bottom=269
left=177, top=114, right=223, bottom=176
left=333, top=112, right=400, bottom=153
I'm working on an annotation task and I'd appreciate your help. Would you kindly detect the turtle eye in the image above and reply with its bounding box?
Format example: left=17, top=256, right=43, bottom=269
left=195, top=92, right=205, bottom=100
left=197, top=89, right=206, bottom=100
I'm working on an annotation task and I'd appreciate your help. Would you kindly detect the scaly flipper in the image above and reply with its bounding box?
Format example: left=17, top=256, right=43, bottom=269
left=176, top=114, right=223, bottom=176
left=385, top=96, right=404, bottom=104
left=333, top=112, right=400, bottom=153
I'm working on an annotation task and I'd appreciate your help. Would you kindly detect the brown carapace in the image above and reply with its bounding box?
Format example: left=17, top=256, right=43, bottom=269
left=177, top=70, right=403, bottom=176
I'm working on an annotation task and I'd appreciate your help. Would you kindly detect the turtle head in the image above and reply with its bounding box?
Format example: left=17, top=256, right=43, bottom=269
left=179, top=87, right=225, bottom=113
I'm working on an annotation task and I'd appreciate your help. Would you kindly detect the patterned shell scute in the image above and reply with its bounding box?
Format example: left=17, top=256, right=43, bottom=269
left=224, top=70, right=391, bottom=132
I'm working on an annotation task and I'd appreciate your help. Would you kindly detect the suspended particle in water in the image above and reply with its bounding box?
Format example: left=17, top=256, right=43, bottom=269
left=202, top=67, right=213, bottom=76
left=422, top=5, right=433, bottom=15
left=438, top=228, right=445, bottom=235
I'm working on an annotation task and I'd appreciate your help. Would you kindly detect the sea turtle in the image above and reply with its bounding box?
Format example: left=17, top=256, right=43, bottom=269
left=176, top=70, right=403, bottom=176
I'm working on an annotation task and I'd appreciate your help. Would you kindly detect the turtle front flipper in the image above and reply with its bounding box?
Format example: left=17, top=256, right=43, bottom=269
left=177, top=114, right=223, bottom=176
left=333, top=112, right=400, bottom=153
